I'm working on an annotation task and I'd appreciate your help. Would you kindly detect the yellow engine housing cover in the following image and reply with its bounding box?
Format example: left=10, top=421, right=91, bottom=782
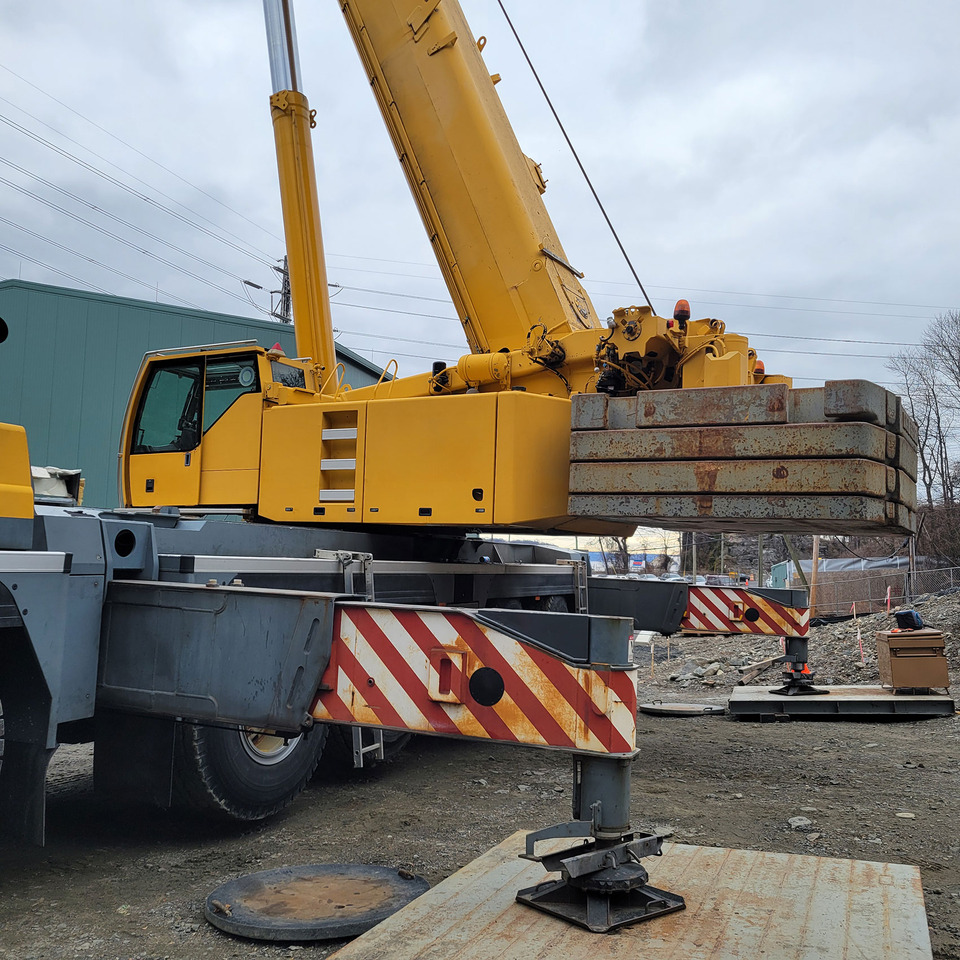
left=258, top=390, right=573, bottom=527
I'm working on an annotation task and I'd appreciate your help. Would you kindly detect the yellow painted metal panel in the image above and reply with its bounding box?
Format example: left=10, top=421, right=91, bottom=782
left=339, top=0, right=601, bottom=355
left=269, top=90, right=338, bottom=385
left=259, top=401, right=366, bottom=524
left=363, top=394, right=496, bottom=524
left=492, top=392, right=570, bottom=526
left=0, top=422, right=34, bottom=518
left=126, top=450, right=200, bottom=507
left=682, top=345, right=750, bottom=388
left=199, top=392, right=262, bottom=505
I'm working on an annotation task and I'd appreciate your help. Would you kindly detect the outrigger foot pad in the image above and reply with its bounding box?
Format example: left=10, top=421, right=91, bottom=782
left=516, top=831, right=685, bottom=933
left=517, top=874, right=685, bottom=933
left=769, top=681, right=829, bottom=696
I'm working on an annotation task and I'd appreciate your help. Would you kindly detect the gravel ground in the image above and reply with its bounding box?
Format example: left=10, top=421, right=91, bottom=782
left=1, top=594, right=958, bottom=959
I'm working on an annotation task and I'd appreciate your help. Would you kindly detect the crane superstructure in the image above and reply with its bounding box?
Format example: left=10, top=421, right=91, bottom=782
left=119, top=0, right=858, bottom=537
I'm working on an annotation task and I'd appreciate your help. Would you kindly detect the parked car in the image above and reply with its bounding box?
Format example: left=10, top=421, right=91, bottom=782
left=705, top=575, right=735, bottom=586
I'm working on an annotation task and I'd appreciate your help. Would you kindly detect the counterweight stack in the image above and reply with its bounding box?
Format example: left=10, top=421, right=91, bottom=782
left=569, top=380, right=917, bottom=535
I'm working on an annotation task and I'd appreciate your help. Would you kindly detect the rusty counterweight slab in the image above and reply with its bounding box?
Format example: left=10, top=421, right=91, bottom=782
left=635, top=383, right=790, bottom=427
left=573, top=379, right=918, bottom=442
left=570, top=423, right=918, bottom=482
left=569, top=459, right=915, bottom=505
left=568, top=493, right=916, bottom=535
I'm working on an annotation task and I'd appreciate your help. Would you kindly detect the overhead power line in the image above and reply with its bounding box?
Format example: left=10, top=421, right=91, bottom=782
left=322, top=252, right=957, bottom=314
left=589, top=288, right=937, bottom=323
left=0, top=156, right=250, bottom=284
left=1, top=86, right=947, bottom=330
left=0, top=240, right=113, bottom=294
left=0, top=90, right=277, bottom=264
left=0, top=171, right=253, bottom=306
left=0, top=109, right=276, bottom=270
left=0, top=62, right=285, bottom=248
left=587, top=276, right=954, bottom=313
left=0, top=67, right=948, bottom=351
left=325, top=259, right=954, bottom=324
left=0, top=222, right=203, bottom=307
left=329, top=318, right=901, bottom=365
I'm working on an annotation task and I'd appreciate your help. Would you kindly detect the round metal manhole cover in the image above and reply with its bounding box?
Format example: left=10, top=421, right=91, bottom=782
left=204, top=864, right=429, bottom=941
left=638, top=702, right=726, bottom=717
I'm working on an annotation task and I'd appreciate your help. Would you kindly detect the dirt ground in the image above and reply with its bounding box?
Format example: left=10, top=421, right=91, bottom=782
left=2, top=600, right=959, bottom=960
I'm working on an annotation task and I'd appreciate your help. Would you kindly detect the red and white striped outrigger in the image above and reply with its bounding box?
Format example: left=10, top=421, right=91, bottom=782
left=682, top=586, right=809, bottom=638
left=312, top=603, right=637, bottom=755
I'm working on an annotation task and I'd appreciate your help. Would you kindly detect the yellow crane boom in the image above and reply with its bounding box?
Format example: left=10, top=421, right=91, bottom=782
left=264, top=0, right=338, bottom=388
left=340, top=0, right=603, bottom=355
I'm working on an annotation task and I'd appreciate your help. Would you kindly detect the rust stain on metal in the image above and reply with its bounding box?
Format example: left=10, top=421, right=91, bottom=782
left=694, top=462, right=719, bottom=492
left=567, top=492, right=917, bottom=536
left=694, top=495, right=714, bottom=516
left=773, top=465, right=789, bottom=480
left=243, top=875, right=397, bottom=921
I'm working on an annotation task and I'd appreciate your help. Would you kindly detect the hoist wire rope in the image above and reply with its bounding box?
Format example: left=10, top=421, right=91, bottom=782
left=495, top=0, right=655, bottom=314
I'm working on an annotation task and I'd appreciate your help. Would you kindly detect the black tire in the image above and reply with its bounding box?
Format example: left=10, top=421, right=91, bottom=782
left=173, top=721, right=328, bottom=821
left=486, top=598, right=522, bottom=610
left=536, top=594, right=569, bottom=613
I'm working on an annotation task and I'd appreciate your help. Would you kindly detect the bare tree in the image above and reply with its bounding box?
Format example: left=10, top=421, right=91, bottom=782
left=887, top=310, right=960, bottom=562
left=887, top=312, right=960, bottom=507
left=598, top=536, right=631, bottom=575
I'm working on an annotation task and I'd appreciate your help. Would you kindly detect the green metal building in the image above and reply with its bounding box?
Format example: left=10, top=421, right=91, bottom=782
left=0, top=280, right=385, bottom=508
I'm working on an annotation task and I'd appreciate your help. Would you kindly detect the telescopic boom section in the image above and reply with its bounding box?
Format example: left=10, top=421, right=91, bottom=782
left=263, top=0, right=339, bottom=387
left=339, top=0, right=603, bottom=354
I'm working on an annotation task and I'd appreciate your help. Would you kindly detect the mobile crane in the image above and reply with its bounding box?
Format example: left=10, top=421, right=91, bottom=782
left=120, top=0, right=916, bottom=537
left=0, top=0, right=917, bottom=931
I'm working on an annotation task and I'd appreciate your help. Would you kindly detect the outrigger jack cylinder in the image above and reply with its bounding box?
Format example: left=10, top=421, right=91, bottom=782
left=517, top=755, right=685, bottom=933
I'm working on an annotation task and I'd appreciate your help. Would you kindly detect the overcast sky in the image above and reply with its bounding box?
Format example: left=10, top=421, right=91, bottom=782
left=1, top=0, right=958, bottom=392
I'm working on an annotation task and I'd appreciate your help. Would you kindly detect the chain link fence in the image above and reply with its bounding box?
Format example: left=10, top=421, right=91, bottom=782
left=788, top=566, right=960, bottom=617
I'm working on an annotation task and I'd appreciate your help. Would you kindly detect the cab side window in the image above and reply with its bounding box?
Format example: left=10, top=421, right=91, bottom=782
left=203, top=356, right=260, bottom=433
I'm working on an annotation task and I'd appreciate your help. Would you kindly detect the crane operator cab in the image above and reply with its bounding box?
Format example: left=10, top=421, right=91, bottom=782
left=121, top=342, right=316, bottom=512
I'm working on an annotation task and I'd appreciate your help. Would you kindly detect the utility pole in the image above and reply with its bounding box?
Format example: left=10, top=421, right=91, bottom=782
left=907, top=535, right=916, bottom=602
left=782, top=535, right=809, bottom=589
left=757, top=534, right=765, bottom=587
left=809, top=535, right=821, bottom=617
left=271, top=256, right=292, bottom=322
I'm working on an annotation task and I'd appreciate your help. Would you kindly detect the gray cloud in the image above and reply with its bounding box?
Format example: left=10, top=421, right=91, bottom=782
left=1, top=0, right=957, bottom=390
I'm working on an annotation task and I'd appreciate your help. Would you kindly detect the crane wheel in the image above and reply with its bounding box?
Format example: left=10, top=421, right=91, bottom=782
left=172, top=721, right=328, bottom=821
left=535, top=595, right=569, bottom=613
